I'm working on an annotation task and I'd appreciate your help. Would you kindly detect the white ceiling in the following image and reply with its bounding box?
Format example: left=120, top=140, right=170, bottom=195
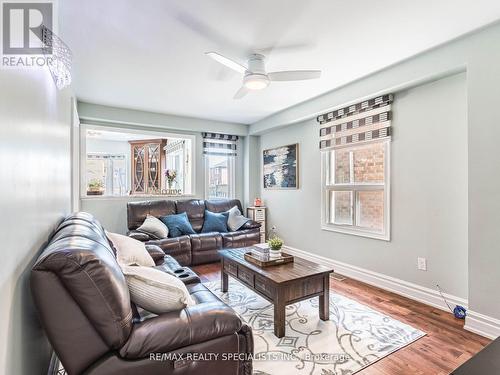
left=60, top=0, right=500, bottom=124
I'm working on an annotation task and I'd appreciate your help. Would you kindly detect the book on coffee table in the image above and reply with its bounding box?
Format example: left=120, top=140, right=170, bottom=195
left=252, top=243, right=270, bottom=256
left=254, top=243, right=269, bottom=249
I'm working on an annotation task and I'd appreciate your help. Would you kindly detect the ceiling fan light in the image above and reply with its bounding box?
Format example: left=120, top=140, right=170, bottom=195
left=243, top=74, right=270, bottom=90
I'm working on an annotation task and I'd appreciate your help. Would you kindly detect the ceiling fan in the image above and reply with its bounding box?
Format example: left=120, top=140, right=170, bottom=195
left=205, top=52, right=321, bottom=99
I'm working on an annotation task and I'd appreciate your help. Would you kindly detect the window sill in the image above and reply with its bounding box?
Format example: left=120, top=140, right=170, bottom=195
left=81, top=194, right=196, bottom=201
left=321, top=224, right=390, bottom=241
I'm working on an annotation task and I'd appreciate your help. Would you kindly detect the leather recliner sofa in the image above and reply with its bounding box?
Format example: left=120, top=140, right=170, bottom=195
left=31, top=212, right=253, bottom=375
left=127, top=198, right=261, bottom=266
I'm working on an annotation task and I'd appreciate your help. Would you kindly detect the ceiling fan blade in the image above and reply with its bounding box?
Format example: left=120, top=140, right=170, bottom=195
left=205, top=52, right=247, bottom=74
left=268, top=70, right=321, bottom=81
left=252, top=42, right=315, bottom=57
left=233, top=86, right=249, bottom=99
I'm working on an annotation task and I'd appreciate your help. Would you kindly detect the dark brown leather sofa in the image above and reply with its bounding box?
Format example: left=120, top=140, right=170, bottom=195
left=31, top=212, right=253, bottom=375
left=127, top=199, right=261, bottom=266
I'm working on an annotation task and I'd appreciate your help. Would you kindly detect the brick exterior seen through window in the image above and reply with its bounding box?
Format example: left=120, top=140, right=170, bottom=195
left=329, top=142, right=385, bottom=232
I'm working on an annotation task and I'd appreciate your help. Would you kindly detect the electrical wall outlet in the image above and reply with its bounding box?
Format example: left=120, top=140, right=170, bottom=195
left=417, top=257, right=427, bottom=271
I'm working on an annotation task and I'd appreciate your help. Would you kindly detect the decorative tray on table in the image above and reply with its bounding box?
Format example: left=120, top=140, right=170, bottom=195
left=244, top=250, right=294, bottom=267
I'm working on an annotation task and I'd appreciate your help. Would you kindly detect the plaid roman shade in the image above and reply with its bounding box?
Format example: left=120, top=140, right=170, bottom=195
left=317, top=94, right=394, bottom=150
left=202, top=132, right=239, bottom=156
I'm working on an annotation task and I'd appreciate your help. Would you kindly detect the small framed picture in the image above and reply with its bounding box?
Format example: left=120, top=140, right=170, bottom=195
left=263, top=143, right=299, bottom=189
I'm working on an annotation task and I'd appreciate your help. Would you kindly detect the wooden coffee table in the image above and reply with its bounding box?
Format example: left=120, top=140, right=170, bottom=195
left=219, top=248, right=333, bottom=338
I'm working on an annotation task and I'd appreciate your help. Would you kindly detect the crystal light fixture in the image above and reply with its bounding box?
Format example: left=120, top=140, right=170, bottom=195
left=41, top=25, right=73, bottom=90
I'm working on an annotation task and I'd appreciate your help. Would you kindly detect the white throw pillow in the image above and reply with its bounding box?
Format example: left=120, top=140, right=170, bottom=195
left=227, top=206, right=250, bottom=231
left=121, top=265, right=195, bottom=314
left=106, top=231, right=155, bottom=267
left=137, top=214, right=169, bottom=239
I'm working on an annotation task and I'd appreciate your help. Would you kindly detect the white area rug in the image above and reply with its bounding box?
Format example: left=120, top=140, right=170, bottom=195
left=205, top=279, right=425, bottom=375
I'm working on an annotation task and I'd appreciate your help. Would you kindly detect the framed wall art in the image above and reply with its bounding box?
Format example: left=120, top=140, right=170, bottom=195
left=263, top=143, right=299, bottom=189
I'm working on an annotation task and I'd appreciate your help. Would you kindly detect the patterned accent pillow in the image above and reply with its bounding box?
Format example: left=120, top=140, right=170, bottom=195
left=121, top=265, right=195, bottom=314
left=226, top=206, right=250, bottom=231
left=160, top=212, right=196, bottom=238
left=106, top=231, right=155, bottom=267
left=137, top=214, right=169, bottom=239
left=202, top=210, right=229, bottom=233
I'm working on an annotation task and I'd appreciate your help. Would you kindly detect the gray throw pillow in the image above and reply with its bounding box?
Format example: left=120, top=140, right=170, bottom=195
left=227, top=206, right=250, bottom=232
left=137, top=214, right=169, bottom=239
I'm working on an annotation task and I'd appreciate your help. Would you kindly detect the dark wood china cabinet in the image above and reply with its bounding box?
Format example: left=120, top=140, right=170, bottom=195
left=129, top=139, right=167, bottom=194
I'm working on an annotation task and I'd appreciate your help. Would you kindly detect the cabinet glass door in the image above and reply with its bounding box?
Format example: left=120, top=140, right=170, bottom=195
left=133, top=145, right=146, bottom=193
left=147, top=143, right=161, bottom=193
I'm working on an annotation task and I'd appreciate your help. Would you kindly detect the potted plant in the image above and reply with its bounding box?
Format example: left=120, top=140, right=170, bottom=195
left=268, top=236, right=284, bottom=258
left=87, top=179, right=104, bottom=195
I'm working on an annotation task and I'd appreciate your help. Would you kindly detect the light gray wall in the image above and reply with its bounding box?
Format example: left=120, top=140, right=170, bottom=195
left=79, top=101, right=249, bottom=136
left=243, top=135, right=261, bottom=208
left=259, top=73, right=468, bottom=298
left=81, top=196, right=174, bottom=234
left=252, top=22, right=500, bottom=327
left=0, top=71, right=72, bottom=374
left=467, top=33, right=500, bottom=319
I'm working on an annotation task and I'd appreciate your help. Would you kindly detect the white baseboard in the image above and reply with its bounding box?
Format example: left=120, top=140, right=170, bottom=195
left=282, top=245, right=500, bottom=339
left=464, top=311, right=500, bottom=339
left=282, top=245, right=468, bottom=313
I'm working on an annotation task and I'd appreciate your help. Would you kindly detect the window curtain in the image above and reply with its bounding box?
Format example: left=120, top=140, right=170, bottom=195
left=316, top=94, right=394, bottom=150
left=202, top=132, right=239, bottom=156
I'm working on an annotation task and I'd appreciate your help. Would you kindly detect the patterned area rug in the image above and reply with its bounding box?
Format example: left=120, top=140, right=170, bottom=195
left=205, top=279, right=425, bottom=375
left=52, top=279, right=424, bottom=375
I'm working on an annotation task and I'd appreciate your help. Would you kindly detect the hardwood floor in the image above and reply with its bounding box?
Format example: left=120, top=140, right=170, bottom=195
left=192, top=263, right=490, bottom=375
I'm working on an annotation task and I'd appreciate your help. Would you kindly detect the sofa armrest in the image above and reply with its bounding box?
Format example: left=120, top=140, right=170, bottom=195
left=240, top=220, right=261, bottom=230
left=221, top=229, right=260, bottom=249
left=119, top=302, right=242, bottom=358
left=144, top=244, right=165, bottom=266
left=127, top=230, right=151, bottom=242
left=238, top=324, right=254, bottom=375
left=146, top=236, right=192, bottom=266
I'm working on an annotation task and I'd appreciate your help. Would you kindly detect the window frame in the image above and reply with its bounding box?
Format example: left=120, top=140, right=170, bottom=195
left=321, top=138, right=391, bottom=241
left=86, top=152, right=127, bottom=196
left=204, top=153, right=236, bottom=200
left=165, top=140, right=192, bottom=195
left=80, top=123, right=196, bottom=199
